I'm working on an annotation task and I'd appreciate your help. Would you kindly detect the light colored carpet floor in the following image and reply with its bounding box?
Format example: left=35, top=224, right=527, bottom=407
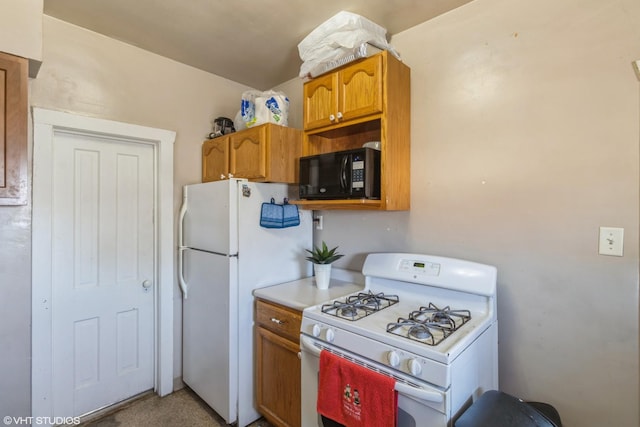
left=78, top=387, right=274, bottom=427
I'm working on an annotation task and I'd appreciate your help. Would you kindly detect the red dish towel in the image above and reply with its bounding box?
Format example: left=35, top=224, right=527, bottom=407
left=317, top=350, right=397, bottom=427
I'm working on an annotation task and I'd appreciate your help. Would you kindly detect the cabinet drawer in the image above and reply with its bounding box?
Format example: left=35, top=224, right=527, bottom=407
left=255, top=299, right=301, bottom=341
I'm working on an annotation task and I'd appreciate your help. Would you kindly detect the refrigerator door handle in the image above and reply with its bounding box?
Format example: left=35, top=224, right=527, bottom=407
left=178, top=192, right=188, bottom=299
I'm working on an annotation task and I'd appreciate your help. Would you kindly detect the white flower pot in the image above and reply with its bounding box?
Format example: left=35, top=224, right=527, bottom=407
left=313, top=264, right=332, bottom=290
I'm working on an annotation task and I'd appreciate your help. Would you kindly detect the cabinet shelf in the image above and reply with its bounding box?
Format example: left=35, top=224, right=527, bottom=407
left=291, top=198, right=382, bottom=210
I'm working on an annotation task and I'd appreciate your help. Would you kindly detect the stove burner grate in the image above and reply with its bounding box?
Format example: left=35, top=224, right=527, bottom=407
left=386, top=303, right=471, bottom=346
left=411, top=303, right=471, bottom=329
left=321, top=291, right=399, bottom=321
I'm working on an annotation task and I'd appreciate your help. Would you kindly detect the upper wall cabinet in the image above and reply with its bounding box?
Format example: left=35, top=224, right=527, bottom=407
left=202, top=123, right=302, bottom=184
left=0, top=51, right=28, bottom=205
left=303, top=54, right=383, bottom=131
left=298, top=51, right=411, bottom=211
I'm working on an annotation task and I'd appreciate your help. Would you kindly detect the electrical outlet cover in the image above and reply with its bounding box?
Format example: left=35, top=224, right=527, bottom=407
left=598, top=227, right=624, bottom=256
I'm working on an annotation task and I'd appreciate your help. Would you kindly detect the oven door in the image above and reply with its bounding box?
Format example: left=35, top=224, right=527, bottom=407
left=300, top=335, right=450, bottom=427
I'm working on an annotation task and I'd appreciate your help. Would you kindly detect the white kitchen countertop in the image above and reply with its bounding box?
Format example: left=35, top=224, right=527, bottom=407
left=253, top=268, right=365, bottom=311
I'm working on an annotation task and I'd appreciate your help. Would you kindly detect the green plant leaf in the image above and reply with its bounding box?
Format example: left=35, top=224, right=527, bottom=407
left=304, top=241, right=344, bottom=264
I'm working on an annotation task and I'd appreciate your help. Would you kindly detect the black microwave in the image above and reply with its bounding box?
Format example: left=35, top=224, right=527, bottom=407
left=299, top=148, right=381, bottom=200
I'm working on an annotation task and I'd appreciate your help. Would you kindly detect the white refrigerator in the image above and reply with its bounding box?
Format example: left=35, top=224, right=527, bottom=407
left=178, top=179, right=312, bottom=426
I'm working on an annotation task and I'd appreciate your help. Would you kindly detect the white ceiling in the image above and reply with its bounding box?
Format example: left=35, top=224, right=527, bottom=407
left=43, top=0, right=473, bottom=90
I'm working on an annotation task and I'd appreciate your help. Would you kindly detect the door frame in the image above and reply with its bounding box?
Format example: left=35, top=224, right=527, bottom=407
left=31, top=108, right=176, bottom=418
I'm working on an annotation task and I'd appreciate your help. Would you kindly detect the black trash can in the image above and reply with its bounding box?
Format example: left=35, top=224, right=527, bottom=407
left=455, top=390, right=562, bottom=427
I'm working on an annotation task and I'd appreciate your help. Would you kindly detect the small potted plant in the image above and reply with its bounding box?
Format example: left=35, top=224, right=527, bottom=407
left=305, top=241, right=344, bottom=289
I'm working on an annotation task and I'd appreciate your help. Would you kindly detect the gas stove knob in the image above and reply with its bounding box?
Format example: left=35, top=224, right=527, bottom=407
left=408, top=358, right=422, bottom=376
left=325, top=328, right=335, bottom=343
left=312, top=324, right=321, bottom=337
left=387, top=350, right=400, bottom=367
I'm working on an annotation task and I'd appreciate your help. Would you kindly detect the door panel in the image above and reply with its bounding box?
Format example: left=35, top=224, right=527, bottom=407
left=182, top=248, right=237, bottom=423
left=202, top=136, right=230, bottom=182
left=51, top=131, right=155, bottom=417
left=303, top=72, right=339, bottom=130
left=229, top=125, right=267, bottom=179
left=183, top=180, right=237, bottom=254
left=339, top=54, right=383, bottom=122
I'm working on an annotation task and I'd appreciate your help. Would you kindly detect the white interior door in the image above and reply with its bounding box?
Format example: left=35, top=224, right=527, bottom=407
left=33, top=109, right=176, bottom=424
left=49, top=131, right=155, bottom=416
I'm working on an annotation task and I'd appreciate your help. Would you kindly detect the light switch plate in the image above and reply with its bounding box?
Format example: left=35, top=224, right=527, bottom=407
left=598, top=227, right=624, bottom=256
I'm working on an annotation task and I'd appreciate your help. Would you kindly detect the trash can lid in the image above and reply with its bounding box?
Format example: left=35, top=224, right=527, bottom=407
left=455, top=390, right=559, bottom=427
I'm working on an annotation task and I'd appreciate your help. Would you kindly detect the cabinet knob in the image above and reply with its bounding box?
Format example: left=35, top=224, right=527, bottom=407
left=220, top=174, right=226, bottom=180
left=329, top=114, right=336, bottom=122
left=336, top=112, right=343, bottom=120
left=270, top=317, right=285, bottom=325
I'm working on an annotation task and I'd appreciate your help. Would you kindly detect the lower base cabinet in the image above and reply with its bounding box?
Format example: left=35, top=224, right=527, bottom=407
left=255, top=299, right=302, bottom=427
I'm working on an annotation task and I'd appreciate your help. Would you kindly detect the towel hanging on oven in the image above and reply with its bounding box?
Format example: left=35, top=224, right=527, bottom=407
left=260, top=197, right=300, bottom=228
left=317, top=350, right=397, bottom=427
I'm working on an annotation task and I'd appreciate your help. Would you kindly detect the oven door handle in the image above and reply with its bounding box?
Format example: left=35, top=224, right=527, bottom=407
left=300, top=335, right=322, bottom=357
left=395, top=382, right=444, bottom=404
left=300, top=336, right=445, bottom=404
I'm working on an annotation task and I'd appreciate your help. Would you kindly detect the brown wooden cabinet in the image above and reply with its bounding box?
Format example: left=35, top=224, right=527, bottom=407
left=0, top=51, right=28, bottom=205
left=303, top=54, right=382, bottom=131
left=297, top=51, right=411, bottom=211
left=255, top=298, right=302, bottom=427
left=202, top=123, right=302, bottom=183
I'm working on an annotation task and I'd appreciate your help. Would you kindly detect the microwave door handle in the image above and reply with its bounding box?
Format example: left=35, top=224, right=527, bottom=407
left=340, top=154, right=349, bottom=191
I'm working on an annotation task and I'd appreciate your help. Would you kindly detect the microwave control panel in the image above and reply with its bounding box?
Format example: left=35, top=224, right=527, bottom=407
left=352, top=159, right=365, bottom=189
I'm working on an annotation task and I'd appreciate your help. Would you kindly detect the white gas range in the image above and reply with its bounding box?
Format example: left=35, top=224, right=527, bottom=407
left=300, top=253, right=498, bottom=427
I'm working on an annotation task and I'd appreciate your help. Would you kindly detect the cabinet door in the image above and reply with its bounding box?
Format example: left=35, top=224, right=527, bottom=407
left=303, top=72, right=339, bottom=131
left=229, top=125, right=267, bottom=180
left=202, top=137, right=229, bottom=182
left=0, top=52, right=28, bottom=205
left=256, top=326, right=301, bottom=427
left=339, top=54, right=383, bottom=123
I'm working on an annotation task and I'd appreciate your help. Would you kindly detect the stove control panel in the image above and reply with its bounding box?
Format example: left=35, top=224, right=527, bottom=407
left=310, top=323, right=336, bottom=343
left=398, top=259, right=441, bottom=276
left=384, top=349, right=431, bottom=379
left=301, top=317, right=450, bottom=388
left=388, top=353, right=424, bottom=376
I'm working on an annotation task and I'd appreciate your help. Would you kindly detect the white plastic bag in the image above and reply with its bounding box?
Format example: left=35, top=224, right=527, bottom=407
left=298, top=11, right=388, bottom=61
left=297, top=11, right=399, bottom=78
left=240, top=90, right=289, bottom=128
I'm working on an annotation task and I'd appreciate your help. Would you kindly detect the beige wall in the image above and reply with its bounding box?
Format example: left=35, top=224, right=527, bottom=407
left=317, top=0, right=640, bottom=426
left=1, top=0, right=638, bottom=425
left=28, top=15, right=252, bottom=394
left=0, top=0, right=43, bottom=419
